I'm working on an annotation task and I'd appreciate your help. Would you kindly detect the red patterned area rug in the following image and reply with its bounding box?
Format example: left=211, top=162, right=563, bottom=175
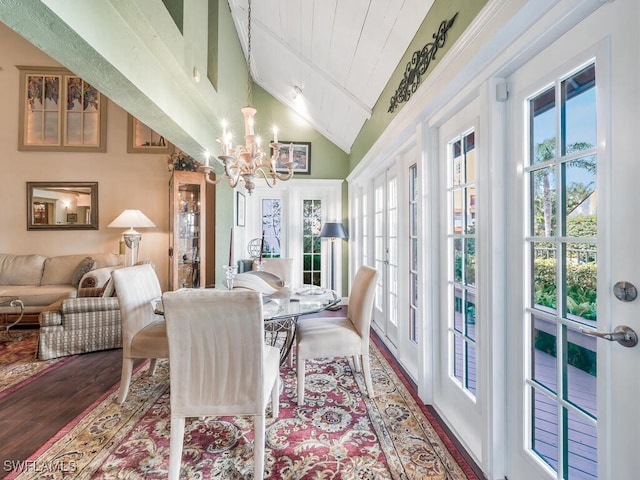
left=0, top=330, right=76, bottom=400
left=7, top=341, right=478, bottom=479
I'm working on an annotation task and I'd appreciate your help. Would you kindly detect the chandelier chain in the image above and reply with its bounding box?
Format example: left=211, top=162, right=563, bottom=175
left=246, top=0, right=252, bottom=106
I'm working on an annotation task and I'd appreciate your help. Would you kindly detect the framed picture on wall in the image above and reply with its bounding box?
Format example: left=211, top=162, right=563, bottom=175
left=272, top=141, right=311, bottom=174
left=127, top=114, right=173, bottom=153
left=66, top=213, right=78, bottom=223
left=237, top=191, right=246, bottom=227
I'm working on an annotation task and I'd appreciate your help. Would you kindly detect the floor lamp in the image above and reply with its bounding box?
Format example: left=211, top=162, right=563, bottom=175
left=319, top=222, right=348, bottom=301
left=108, top=209, right=156, bottom=266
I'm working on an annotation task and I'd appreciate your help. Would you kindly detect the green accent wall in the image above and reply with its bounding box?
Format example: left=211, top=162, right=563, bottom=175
left=252, top=86, right=350, bottom=180
left=349, top=0, right=488, bottom=171
left=207, top=0, right=219, bottom=90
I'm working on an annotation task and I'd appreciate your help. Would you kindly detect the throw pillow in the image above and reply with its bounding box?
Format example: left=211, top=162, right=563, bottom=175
left=71, top=256, right=96, bottom=287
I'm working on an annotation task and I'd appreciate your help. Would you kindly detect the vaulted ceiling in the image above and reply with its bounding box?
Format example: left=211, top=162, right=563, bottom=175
left=228, top=0, right=435, bottom=153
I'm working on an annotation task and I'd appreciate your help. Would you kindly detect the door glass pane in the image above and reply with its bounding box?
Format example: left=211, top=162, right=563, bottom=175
left=465, top=238, right=475, bottom=286
left=533, top=242, right=557, bottom=315
left=564, top=242, right=597, bottom=325
left=567, top=409, right=597, bottom=479
left=262, top=199, right=282, bottom=258
left=453, top=333, right=463, bottom=384
left=531, top=167, right=557, bottom=237
left=532, top=387, right=559, bottom=471
left=466, top=342, right=477, bottom=395
left=465, top=293, right=476, bottom=341
left=564, top=157, right=596, bottom=236
left=565, top=329, right=597, bottom=417
left=302, top=199, right=321, bottom=286
left=464, top=132, right=476, bottom=183
left=453, top=287, right=463, bottom=332
left=531, top=86, right=556, bottom=165
left=532, top=314, right=557, bottom=393
left=563, top=64, right=596, bottom=154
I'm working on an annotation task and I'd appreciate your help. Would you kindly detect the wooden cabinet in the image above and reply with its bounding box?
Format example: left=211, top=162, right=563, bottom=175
left=169, top=171, right=206, bottom=289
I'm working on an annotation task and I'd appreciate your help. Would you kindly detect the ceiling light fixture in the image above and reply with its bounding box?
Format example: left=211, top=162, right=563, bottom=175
left=199, top=0, right=293, bottom=195
left=292, top=85, right=302, bottom=99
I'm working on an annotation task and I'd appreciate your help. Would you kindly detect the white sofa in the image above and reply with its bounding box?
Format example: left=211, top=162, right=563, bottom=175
left=0, top=253, right=121, bottom=317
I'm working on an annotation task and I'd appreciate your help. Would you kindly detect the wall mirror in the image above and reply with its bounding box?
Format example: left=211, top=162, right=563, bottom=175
left=27, top=182, right=98, bottom=230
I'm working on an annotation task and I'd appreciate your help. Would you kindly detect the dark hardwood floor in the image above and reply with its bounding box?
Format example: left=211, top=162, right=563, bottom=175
left=0, top=307, right=485, bottom=480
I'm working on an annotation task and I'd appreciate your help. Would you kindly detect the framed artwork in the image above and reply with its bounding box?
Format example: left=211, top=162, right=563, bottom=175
left=66, top=213, right=78, bottom=223
left=127, top=115, right=173, bottom=153
left=272, top=141, right=311, bottom=174
left=236, top=191, right=246, bottom=227
left=18, top=67, right=107, bottom=152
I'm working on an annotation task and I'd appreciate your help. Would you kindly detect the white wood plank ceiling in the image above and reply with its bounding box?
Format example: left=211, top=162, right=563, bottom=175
left=228, top=0, right=435, bottom=153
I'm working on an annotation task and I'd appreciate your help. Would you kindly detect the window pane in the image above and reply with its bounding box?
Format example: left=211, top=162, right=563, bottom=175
left=533, top=242, right=557, bottom=314
left=531, top=167, right=557, bottom=237
left=531, top=86, right=556, bottom=165
left=465, top=238, right=475, bottom=286
left=453, top=189, right=463, bottom=233
left=466, top=341, right=477, bottom=395
left=465, top=292, right=476, bottom=340
left=532, top=387, right=558, bottom=471
left=453, top=140, right=462, bottom=186
left=453, top=238, right=463, bottom=283
left=465, top=132, right=476, bottom=183
left=563, top=64, right=596, bottom=153
left=465, top=186, right=476, bottom=233
left=565, top=328, right=597, bottom=417
left=532, top=314, right=557, bottom=393
left=564, top=157, right=596, bottom=236
left=567, top=409, right=597, bottom=479
left=453, top=287, right=463, bottom=332
left=564, top=242, right=597, bottom=324
left=453, top=333, right=463, bottom=384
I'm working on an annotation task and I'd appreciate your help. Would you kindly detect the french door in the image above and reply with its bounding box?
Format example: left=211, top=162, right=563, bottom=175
left=506, top=2, right=640, bottom=478
left=433, top=98, right=483, bottom=463
left=372, top=168, right=399, bottom=347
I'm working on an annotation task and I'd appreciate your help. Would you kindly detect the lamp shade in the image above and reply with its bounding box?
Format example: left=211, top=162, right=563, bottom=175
left=318, top=222, right=348, bottom=240
left=108, top=210, right=156, bottom=229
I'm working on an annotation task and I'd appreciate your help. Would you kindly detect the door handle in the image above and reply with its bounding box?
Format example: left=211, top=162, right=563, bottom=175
left=580, top=325, right=638, bottom=348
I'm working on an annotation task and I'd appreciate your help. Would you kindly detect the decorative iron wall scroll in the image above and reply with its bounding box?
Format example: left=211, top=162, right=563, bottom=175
left=388, top=12, right=458, bottom=113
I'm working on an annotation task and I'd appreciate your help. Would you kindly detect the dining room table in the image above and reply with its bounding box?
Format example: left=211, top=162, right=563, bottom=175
left=153, top=285, right=340, bottom=366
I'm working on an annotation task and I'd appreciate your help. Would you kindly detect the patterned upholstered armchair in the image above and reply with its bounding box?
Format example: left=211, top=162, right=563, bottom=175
left=36, top=272, right=122, bottom=360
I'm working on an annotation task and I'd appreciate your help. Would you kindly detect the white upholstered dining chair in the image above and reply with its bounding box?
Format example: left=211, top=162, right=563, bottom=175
left=112, top=264, right=169, bottom=404
left=254, top=257, right=293, bottom=285
left=295, top=265, right=379, bottom=405
left=161, top=289, right=280, bottom=480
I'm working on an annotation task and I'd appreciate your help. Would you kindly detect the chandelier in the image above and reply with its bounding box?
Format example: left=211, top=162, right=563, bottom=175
left=199, top=0, right=293, bottom=195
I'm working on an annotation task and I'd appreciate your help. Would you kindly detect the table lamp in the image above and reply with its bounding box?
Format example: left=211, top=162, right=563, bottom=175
left=108, top=209, right=156, bottom=266
left=318, top=222, right=348, bottom=293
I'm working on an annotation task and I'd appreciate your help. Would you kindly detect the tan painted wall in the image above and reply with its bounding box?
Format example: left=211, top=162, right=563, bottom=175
left=0, top=23, right=172, bottom=290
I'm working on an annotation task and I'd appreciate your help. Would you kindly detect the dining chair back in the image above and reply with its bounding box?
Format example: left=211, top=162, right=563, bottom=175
left=254, top=258, right=293, bottom=285
left=112, top=264, right=168, bottom=403
left=161, top=289, right=280, bottom=480
left=295, top=265, right=378, bottom=405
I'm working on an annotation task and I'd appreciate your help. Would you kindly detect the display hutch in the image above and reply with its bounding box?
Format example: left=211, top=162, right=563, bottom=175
left=169, top=171, right=207, bottom=289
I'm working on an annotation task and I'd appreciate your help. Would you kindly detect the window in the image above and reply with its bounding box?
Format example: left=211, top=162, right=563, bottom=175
left=18, top=67, right=107, bottom=152
left=409, top=164, right=418, bottom=344
left=302, top=199, right=322, bottom=285
left=261, top=199, right=282, bottom=258
left=448, top=130, right=477, bottom=397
